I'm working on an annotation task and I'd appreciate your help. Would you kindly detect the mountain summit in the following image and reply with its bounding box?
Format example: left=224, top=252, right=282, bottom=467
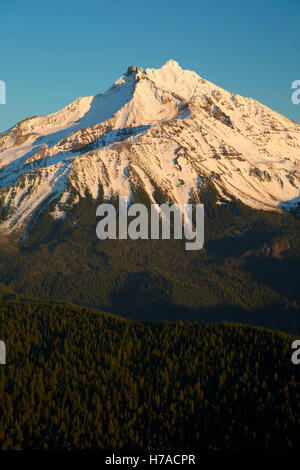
left=0, top=60, right=300, bottom=234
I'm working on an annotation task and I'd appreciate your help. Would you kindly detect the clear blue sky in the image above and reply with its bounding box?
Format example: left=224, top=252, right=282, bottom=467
left=0, top=0, right=299, bottom=132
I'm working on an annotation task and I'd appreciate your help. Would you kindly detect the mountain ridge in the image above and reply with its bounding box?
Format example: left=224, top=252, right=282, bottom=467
left=0, top=60, right=300, bottom=235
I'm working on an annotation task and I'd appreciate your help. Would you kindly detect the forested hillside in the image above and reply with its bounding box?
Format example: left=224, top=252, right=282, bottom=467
left=0, top=301, right=299, bottom=450
left=0, top=193, right=299, bottom=332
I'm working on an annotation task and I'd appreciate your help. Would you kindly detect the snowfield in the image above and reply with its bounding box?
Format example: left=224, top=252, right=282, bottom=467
left=0, top=60, right=299, bottom=232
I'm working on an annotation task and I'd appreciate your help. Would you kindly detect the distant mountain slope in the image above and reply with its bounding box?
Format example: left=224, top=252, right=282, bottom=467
left=0, top=60, right=300, bottom=234
left=0, top=301, right=299, bottom=450
left=0, top=193, right=299, bottom=332
left=0, top=61, right=299, bottom=332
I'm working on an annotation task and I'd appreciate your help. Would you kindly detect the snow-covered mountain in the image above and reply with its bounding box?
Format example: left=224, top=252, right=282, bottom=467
left=0, top=59, right=300, bottom=234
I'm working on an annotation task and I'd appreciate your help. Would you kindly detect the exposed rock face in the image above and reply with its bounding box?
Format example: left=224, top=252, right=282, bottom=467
left=0, top=60, right=300, bottom=233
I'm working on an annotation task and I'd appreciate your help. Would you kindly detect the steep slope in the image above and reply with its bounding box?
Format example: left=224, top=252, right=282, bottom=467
left=0, top=60, right=300, bottom=234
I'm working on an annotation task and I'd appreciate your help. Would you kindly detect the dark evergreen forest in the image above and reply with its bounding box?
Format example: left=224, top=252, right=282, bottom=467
left=0, top=301, right=299, bottom=450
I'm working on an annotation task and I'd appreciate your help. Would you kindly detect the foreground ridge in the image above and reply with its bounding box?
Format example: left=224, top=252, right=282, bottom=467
left=0, top=301, right=298, bottom=450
